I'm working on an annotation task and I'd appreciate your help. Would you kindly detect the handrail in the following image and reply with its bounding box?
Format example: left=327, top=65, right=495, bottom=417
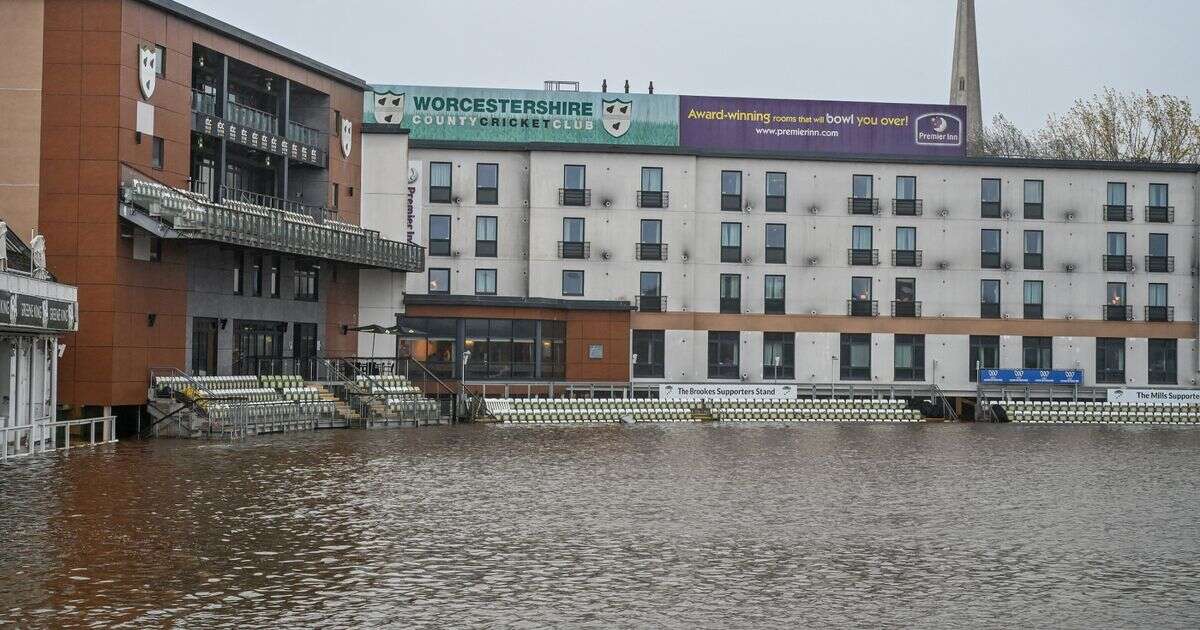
left=399, top=356, right=458, bottom=398
left=930, top=384, right=960, bottom=422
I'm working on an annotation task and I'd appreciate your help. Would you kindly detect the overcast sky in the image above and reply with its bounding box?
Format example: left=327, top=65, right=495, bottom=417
left=178, top=0, right=1200, bottom=131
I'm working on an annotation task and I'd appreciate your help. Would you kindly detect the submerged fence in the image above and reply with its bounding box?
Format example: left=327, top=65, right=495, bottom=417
left=1, top=416, right=117, bottom=462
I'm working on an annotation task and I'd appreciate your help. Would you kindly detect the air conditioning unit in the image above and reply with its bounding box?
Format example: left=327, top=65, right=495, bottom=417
left=1002, top=313, right=1010, bottom=319
left=810, top=310, right=817, bottom=316
left=600, top=250, right=611, bottom=260
left=742, top=256, right=753, bottom=264
left=1064, top=210, right=1076, bottom=222
left=937, top=208, right=949, bottom=218
left=808, top=205, right=820, bottom=214
left=1002, top=261, right=1013, bottom=271
left=744, top=203, right=753, bottom=212
left=740, top=373, right=748, bottom=381
left=806, top=256, right=819, bottom=266
left=1002, top=209, right=1012, bottom=219
left=452, top=195, right=462, bottom=205
left=602, top=199, right=612, bottom=208
left=681, top=252, right=689, bottom=262
left=522, top=199, right=530, bottom=207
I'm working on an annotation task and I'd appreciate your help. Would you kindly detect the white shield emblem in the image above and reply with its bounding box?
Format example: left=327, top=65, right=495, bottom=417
left=340, top=118, right=353, bottom=157
left=373, top=91, right=406, bottom=124
left=138, top=43, right=157, bottom=99
left=601, top=98, right=632, bottom=138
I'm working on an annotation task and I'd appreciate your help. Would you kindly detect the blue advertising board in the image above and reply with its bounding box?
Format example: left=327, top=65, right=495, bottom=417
left=979, top=369, right=1082, bottom=385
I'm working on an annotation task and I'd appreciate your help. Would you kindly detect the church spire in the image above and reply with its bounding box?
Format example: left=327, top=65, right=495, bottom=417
left=950, top=0, right=982, bottom=154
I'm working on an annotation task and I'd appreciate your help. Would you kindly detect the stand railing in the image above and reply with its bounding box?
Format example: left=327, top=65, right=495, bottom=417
left=1, top=416, right=117, bottom=461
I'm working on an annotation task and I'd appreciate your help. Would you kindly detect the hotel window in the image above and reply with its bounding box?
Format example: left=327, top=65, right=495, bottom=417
left=427, top=268, right=449, bottom=294
left=1095, top=338, right=1125, bottom=384
left=154, top=44, right=166, bottom=77
left=562, top=165, right=587, bottom=205
left=1148, top=183, right=1170, bottom=221
left=295, top=261, right=319, bottom=301
left=894, top=277, right=917, bottom=317
left=850, top=225, right=875, bottom=265
left=765, top=223, right=786, bottom=263
left=719, top=273, right=741, bottom=314
left=151, top=136, right=164, bottom=169
left=1148, top=339, right=1177, bottom=385
left=429, top=162, right=452, bottom=203
left=1147, top=282, right=1170, bottom=322
left=561, top=217, right=586, bottom=258
left=850, top=276, right=874, bottom=316
left=475, top=216, right=498, bottom=257
left=638, top=219, right=664, bottom=261
left=1023, top=280, right=1043, bottom=319
left=476, top=163, right=498, bottom=205
left=720, top=170, right=742, bottom=210
left=251, top=254, right=263, bottom=297
left=638, top=272, right=663, bottom=312
left=763, top=332, right=794, bottom=380
left=720, top=222, right=742, bottom=262
left=640, top=167, right=665, bottom=208
left=1107, top=181, right=1127, bottom=206
left=1023, top=336, right=1053, bottom=370
left=765, top=172, right=787, bottom=212
left=764, top=274, right=785, bottom=314
left=840, top=333, right=871, bottom=381
left=233, top=251, right=244, bottom=295
left=474, top=269, right=497, bottom=295
left=968, top=335, right=1000, bottom=382
left=894, top=334, right=925, bottom=381
left=429, top=215, right=451, bottom=256
left=981, top=229, right=1001, bottom=268
left=981, top=178, right=1001, bottom=217
left=1149, top=183, right=1169, bottom=206
left=1023, top=230, right=1043, bottom=270
left=894, top=226, right=917, bottom=266
left=1023, top=179, right=1044, bottom=219
left=894, top=176, right=918, bottom=215
left=1105, top=232, right=1128, bottom=271
left=707, top=331, right=740, bottom=379
left=1147, top=233, right=1171, bottom=272
left=980, top=279, right=1000, bottom=318
left=562, top=270, right=584, bottom=296
left=632, top=330, right=665, bottom=378
left=1106, top=282, right=1127, bottom=321
left=850, top=174, right=875, bottom=214
left=269, top=255, right=280, bottom=298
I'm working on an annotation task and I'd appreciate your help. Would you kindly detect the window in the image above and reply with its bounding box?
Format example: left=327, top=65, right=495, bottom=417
left=708, top=331, right=740, bottom=379
left=852, top=174, right=873, bottom=199
left=561, top=217, right=586, bottom=258
left=638, top=219, right=664, bottom=260
left=295, top=260, right=319, bottom=300
left=763, top=274, right=786, bottom=314
left=632, top=330, right=665, bottom=378
left=1023, top=336, right=1053, bottom=370
left=430, top=162, right=452, bottom=203
left=476, top=163, right=498, bottom=204
left=562, top=165, right=587, bottom=205
left=719, top=273, right=741, bottom=314
left=840, top=333, right=871, bottom=380
left=1023, top=280, right=1043, bottom=319
left=850, top=225, right=874, bottom=264
left=1096, top=338, right=1126, bottom=384
left=720, top=170, right=742, bottom=210
left=765, top=172, right=787, bottom=211
left=980, top=279, right=1000, bottom=318
left=1149, top=283, right=1168, bottom=307
left=638, top=272, right=663, bottom=312
left=1147, top=183, right=1170, bottom=221
left=474, top=269, right=497, bottom=295
left=233, top=251, right=244, bottom=295
left=765, top=223, right=786, bottom=263
left=894, top=226, right=918, bottom=266
left=640, top=167, right=664, bottom=208
left=1023, top=230, right=1043, bottom=270
left=151, top=136, right=164, bottom=169
left=1149, top=339, right=1177, bottom=384
left=331, top=183, right=339, bottom=210
left=428, top=215, right=453, bottom=257
left=1023, top=179, right=1044, bottom=219
left=562, top=270, right=584, bottom=296
left=251, top=254, right=263, bottom=297
left=968, top=335, right=1000, bottom=382
left=895, top=175, right=916, bottom=200
left=1105, top=282, right=1128, bottom=321
left=427, top=268, right=450, bottom=294
left=1148, top=282, right=1170, bottom=321
left=894, top=334, right=925, bottom=381
left=1107, top=232, right=1126, bottom=254
left=720, top=222, right=742, bottom=263
left=894, top=278, right=917, bottom=317
left=1107, top=181, right=1127, bottom=206
left=850, top=276, right=874, bottom=316
left=1148, top=233, right=1168, bottom=257
left=475, top=216, right=498, bottom=257
left=1149, top=183, right=1169, bottom=207
left=763, top=332, right=794, bottom=379
left=981, top=178, right=1001, bottom=217
left=269, top=255, right=280, bottom=298
left=1105, top=232, right=1128, bottom=271
left=981, top=229, right=1001, bottom=268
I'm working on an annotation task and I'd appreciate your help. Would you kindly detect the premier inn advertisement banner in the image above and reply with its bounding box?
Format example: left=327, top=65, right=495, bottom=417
left=365, top=85, right=680, bottom=146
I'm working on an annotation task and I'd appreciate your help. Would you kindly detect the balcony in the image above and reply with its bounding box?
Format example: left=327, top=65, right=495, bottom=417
left=286, top=120, right=325, bottom=150
left=191, top=88, right=217, bottom=115
left=765, top=195, right=786, bottom=212
left=219, top=185, right=336, bottom=222
left=476, top=240, right=497, bottom=257
left=225, top=99, right=278, bottom=136
left=636, top=242, right=668, bottom=261
left=720, top=297, right=741, bottom=314
left=762, top=364, right=795, bottom=379
left=1145, top=305, right=1174, bottom=322
left=847, top=197, right=879, bottom=215
left=981, top=201, right=1001, bottom=218
left=892, top=198, right=923, bottom=216
left=1103, top=304, right=1133, bottom=321
left=847, top=299, right=878, bottom=317
left=891, top=249, right=922, bottom=267
left=118, top=165, right=424, bottom=273
left=636, top=295, right=666, bottom=312
left=981, top=252, right=1001, bottom=269
left=1144, top=255, right=1175, bottom=273
left=1024, top=303, right=1043, bottom=319
left=1024, top=202, right=1044, bottom=219
left=428, top=239, right=450, bottom=257
left=1103, top=254, right=1133, bottom=272
left=891, top=300, right=921, bottom=317
left=848, top=248, right=879, bottom=266
left=720, top=246, right=742, bottom=263
left=765, top=247, right=786, bottom=264
left=429, top=186, right=451, bottom=204
left=1146, top=205, right=1174, bottom=223
left=1103, top=204, right=1133, bottom=222
left=558, top=241, right=590, bottom=259
left=1024, top=253, right=1043, bottom=270
left=721, top=193, right=742, bottom=211
left=980, top=302, right=1000, bottom=319
left=559, top=188, right=591, bottom=207
left=764, top=298, right=785, bottom=315
left=637, top=190, right=669, bottom=208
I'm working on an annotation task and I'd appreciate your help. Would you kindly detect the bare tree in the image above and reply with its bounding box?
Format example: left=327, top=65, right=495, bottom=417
left=977, top=114, right=1041, bottom=158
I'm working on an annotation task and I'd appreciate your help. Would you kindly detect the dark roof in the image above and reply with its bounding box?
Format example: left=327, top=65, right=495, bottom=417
left=409, top=139, right=1200, bottom=173
left=405, top=294, right=633, bottom=312
left=143, top=0, right=367, bottom=90
left=4, top=228, right=32, bottom=274
left=361, top=124, right=411, bottom=135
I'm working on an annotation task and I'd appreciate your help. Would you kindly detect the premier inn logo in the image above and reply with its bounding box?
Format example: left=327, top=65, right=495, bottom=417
left=914, top=112, right=962, bottom=147
left=373, top=91, right=405, bottom=124
left=601, top=98, right=632, bottom=138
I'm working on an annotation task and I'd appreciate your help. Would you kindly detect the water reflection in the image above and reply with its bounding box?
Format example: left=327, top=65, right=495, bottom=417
left=1, top=424, right=1198, bottom=627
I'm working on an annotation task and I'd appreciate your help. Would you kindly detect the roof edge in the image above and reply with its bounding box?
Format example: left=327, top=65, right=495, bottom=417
left=404, top=294, right=634, bottom=312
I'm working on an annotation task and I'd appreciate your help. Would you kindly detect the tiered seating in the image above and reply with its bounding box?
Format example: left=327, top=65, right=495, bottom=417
left=710, top=398, right=923, bottom=423
left=1006, top=400, right=1200, bottom=424
left=153, top=374, right=335, bottom=421
left=355, top=375, right=439, bottom=418
left=489, top=398, right=700, bottom=424
left=355, top=374, right=422, bottom=396
left=261, top=375, right=304, bottom=389
left=154, top=375, right=260, bottom=393
left=280, top=386, right=320, bottom=402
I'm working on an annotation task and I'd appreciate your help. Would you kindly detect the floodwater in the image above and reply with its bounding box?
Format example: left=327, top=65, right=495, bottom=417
left=1, top=423, right=1199, bottom=628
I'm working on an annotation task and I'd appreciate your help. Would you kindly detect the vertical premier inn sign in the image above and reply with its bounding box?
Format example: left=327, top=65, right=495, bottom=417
left=366, top=85, right=967, bottom=158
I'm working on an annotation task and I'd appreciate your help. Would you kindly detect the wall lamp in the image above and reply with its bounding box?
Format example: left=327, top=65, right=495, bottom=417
left=147, top=313, right=157, bottom=327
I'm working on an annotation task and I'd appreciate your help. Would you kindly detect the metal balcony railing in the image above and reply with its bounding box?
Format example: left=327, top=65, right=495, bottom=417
left=721, top=193, right=742, bottom=211
left=191, top=88, right=217, bottom=115
left=119, top=164, right=424, bottom=273
left=765, top=195, right=786, bottom=212
left=1024, top=253, right=1044, bottom=270
left=847, top=299, right=878, bottom=317
left=891, top=300, right=921, bottom=317
left=981, top=201, right=1001, bottom=218
left=720, top=246, right=742, bottom=263
left=286, top=120, right=325, bottom=150
left=557, top=241, right=590, bottom=259
left=635, top=242, right=667, bottom=261
left=1023, top=202, right=1044, bottom=219
left=720, top=298, right=741, bottom=314
left=981, top=252, right=1001, bottom=269
left=216, top=184, right=336, bottom=222
left=764, top=298, right=785, bottom=315
left=892, top=198, right=923, bottom=216
left=1145, top=305, right=1174, bottom=322
left=1103, top=254, right=1133, bottom=272
left=980, top=302, right=1001, bottom=319
left=636, top=295, right=666, bottom=312
left=1103, top=304, right=1133, bottom=321
left=1024, top=303, right=1044, bottom=319
left=847, top=197, right=880, bottom=215
left=559, top=188, right=591, bottom=206
left=636, top=191, right=669, bottom=208
left=225, top=99, right=278, bottom=136
left=1103, top=204, right=1133, bottom=222
left=891, top=249, right=922, bottom=267
left=1146, top=205, right=1174, bottom=223
left=475, top=240, right=497, bottom=257
left=848, top=248, right=879, bottom=265
left=1144, top=255, right=1175, bottom=273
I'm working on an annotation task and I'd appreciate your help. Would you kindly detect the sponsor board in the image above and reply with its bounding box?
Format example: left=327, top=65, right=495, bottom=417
left=0, top=291, right=76, bottom=331
left=406, top=160, right=422, bottom=245
left=194, top=113, right=325, bottom=166
left=658, top=383, right=796, bottom=400
left=979, top=369, right=1082, bottom=385
left=1107, top=388, right=1200, bottom=405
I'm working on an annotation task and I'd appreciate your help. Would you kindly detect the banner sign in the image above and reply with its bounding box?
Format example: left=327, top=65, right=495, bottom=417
left=1107, top=388, right=1200, bottom=405
left=366, top=85, right=679, bottom=146
left=0, top=290, right=76, bottom=331
left=679, top=96, right=966, bottom=156
left=979, top=369, right=1082, bottom=385
left=406, top=159, right=422, bottom=245
left=658, top=383, right=796, bottom=400
left=193, top=113, right=325, bottom=166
